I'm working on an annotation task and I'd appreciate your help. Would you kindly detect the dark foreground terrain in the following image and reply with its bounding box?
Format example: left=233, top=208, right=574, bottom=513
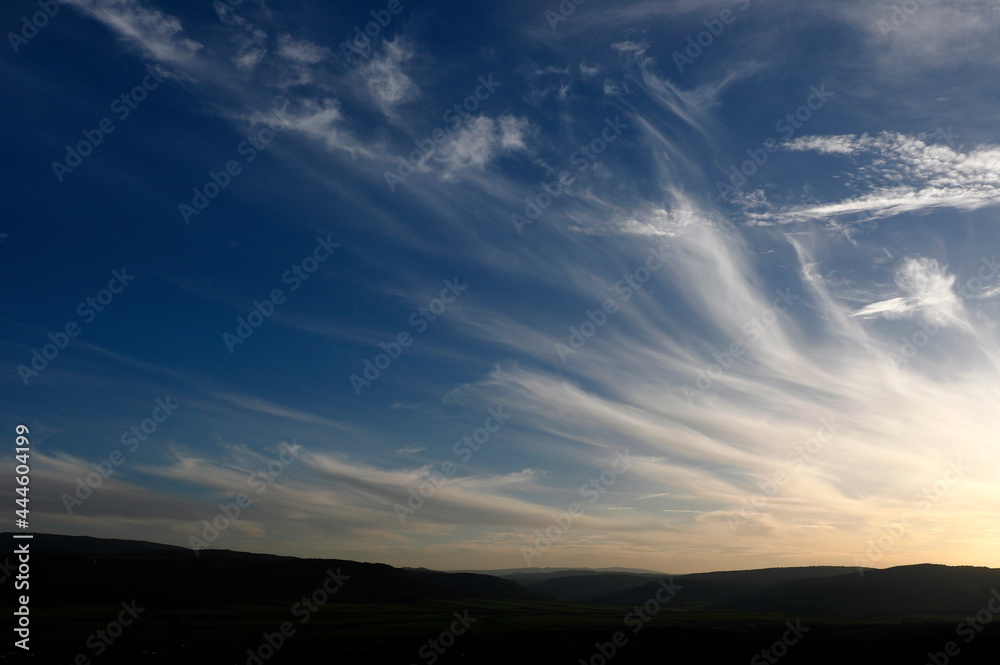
left=4, top=534, right=999, bottom=664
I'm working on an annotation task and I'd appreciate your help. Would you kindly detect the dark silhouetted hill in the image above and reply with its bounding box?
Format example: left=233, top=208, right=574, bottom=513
left=2, top=533, right=537, bottom=608
left=583, top=564, right=1000, bottom=617
left=9, top=534, right=998, bottom=620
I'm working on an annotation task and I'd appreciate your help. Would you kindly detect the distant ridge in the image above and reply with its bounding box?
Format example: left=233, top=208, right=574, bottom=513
left=587, top=564, right=1000, bottom=616
left=10, top=533, right=999, bottom=619
left=6, top=532, right=539, bottom=608
left=2, top=532, right=190, bottom=556
left=450, top=566, right=668, bottom=581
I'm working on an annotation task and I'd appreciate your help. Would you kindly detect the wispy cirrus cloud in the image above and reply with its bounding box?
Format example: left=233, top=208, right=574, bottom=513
left=851, top=256, right=973, bottom=331
left=213, top=1, right=267, bottom=72
left=755, top=133, right=1000, bottom=225
left=66, top=0, right=203, bottom=66
left=16, top=0, right=1000, bottom=574
left=277, top=32, right=329, bottom=64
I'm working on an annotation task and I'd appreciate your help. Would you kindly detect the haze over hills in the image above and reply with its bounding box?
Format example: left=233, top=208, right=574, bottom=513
left=447, top=566, right=668, bottom=582
left=9, top=533, right=999, bottom=616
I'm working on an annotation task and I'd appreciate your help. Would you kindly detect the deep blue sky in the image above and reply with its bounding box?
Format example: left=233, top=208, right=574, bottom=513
left=3, top=0, right=1000, bottom=572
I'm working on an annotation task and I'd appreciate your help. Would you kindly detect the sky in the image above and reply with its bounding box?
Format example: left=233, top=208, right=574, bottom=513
left=2, top=0, right=1000, bottom=574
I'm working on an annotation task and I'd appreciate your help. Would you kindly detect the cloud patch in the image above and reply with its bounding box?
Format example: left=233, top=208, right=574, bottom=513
left=853, top=256, right=970, bottom=330
left=435, top=115, right=532, bottom=177
left=359, top=39, right=419, bottom=117
left=758, top=133, right=1000, bottom=224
